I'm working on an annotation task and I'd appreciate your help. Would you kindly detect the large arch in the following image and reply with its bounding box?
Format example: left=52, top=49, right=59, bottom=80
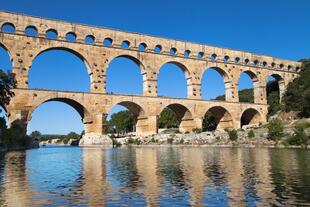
left=203, top=106, right=233, bottom=131
left=106, top=101, right=146, bottom=135
left=29, top=48, right=91, bottom=92
left=158, top=103, right=194, bottom=133
left=106, top=55, right=144, bottom=95
left=240, top=108, right=263, bottom=128
left=238, top=71, right=258, bottom=103
left=157, top=61, right=189, bottom=98
left=266, top=74, right=283, bottom=115
left=27, top=98, right=90, bottom=135
left=201, top=67, right=228, bottom=101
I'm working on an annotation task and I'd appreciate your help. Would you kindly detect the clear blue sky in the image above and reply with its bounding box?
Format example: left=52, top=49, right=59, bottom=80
left=0, top=0, right=309, bottom=134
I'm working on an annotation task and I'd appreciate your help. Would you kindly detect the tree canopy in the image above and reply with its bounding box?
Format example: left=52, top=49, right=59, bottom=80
left=0, top=69, right=15, bottom=109
left=108, top=110, right=135, bottom=134
left=158, top=108, right=179, bottom=128
left=282, top=59, right=310, bottom=117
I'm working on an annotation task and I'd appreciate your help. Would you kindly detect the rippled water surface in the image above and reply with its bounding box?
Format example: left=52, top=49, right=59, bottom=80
left=0, top=146, right=310, bottom=206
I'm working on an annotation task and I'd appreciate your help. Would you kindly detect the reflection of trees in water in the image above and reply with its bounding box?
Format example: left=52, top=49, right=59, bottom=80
left=294, top=150, right=310, bottom=203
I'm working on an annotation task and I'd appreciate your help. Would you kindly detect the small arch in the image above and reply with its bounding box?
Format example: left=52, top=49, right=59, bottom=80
left=46, top=29, right=58, bottom=39
left=253, top=59, right=259, bottom=66
left=170, top=48, right=177, bottom=56
left=25, top=26, right=38, bottom=37
left=184, top=50, right=191, bottom=58
left=85, top=35, right=95, bottom=44
left=211, top=54, right=217, bottom=62
left=279, top=64, right=284, bottom=69
left=154, top=45, right=162, bottom=54
left=203, top=106, right=233, bottom=131
left=235, top=57, right=240, bottom=64
left=223, top=55, right=230, bottom=63
left=288, top=65, right=292, bottom=71
left=159, top=103, right=193, bottom=133
left=66, top=32, right=77, bottom=42
left=138, top=43, right=147, bottom=51
left=241, top=108, right=262, bottom=128
left=198, top=52, right=204, bottom=60
left=103, top=38, right=113, bottom=46
left=271, top=62, right=276, bottom=68
left=262, top=61, right=267, bottom=67
left=1, top=22, right=15, bottom=33
left=121, top=40, right=130, bottom=49
left=244, top=58, right=249, bottom=65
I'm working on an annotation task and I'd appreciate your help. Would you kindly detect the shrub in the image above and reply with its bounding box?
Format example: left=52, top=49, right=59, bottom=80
left=126, top=138, right=141, bottom=145
left=192, top=128, right=202, bottom=134
left=286, top=124, right=308, bottom=146
left=267, top=118, right=284, bottom=143
left=227, top=129, right=238, bottom=141
left=150, top=137, right=158, bottom=143
left=248, top=130, right=255, bottom=138
left=167, top=137, right=174, bottom=144
left=179, top=138, right=184, bottom=144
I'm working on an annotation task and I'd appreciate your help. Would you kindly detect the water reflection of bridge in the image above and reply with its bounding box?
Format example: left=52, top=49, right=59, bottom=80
left=0, top=148, right=308, bottom=206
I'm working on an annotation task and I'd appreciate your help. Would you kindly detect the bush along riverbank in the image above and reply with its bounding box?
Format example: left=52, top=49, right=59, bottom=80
left=97, top=115, right=310, bottom=148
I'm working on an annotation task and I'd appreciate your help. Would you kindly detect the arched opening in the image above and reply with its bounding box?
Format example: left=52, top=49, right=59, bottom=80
left=241, top=108, right=262, bottom=128
left=121, top=40, right=130, bottom=49
left=266, top=74, right=282, bottom=116
left=211, top=54, right=217, bottom=62
left=27, top=99, right=86, bottom=137
left=203, top=106, right=233, bottom=131
left=198, top=52, right=204, bottom=60
left=24, top=26, right=38, bottom=37
left=66, top=32, right=76, bottom=42
left=84, top=35, right=95, bottom=44
left=201, top=67, right=227, bottom=100
left=138, top=43, right=147, bottom=51
left=154, top=45, right=162, bottom=54
left=184, top=50, right=190, bottom=58
left=106, top=102, right=145, bottom=135
left=46, top=29, right=58, bottom=39
left=170, top=48, right=177, bottom=56
left=158, top=104, right=193, bottom=133
left=1, top=23, right=15, bottom=33
left=106, top=56, right=144, bottom=95
left=103, top=38, right=113, bottom=46
left=238, top=71, right=257, bottom=103
left=157, top=62, right=188, bottom=98
left=29, top=48, right=90, bottom=92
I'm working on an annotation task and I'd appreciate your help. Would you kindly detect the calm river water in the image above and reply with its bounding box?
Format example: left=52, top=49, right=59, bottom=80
left=0, top=146, right=309, bottom=206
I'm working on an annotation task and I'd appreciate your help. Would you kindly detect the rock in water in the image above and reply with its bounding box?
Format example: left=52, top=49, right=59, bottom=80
left=79, top=133, right=112, bottom=146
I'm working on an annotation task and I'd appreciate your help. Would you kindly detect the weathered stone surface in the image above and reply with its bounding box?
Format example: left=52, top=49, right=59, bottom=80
left=0, top=11, right=301, bottom=137
left=79, top=133, right=112, bottom=146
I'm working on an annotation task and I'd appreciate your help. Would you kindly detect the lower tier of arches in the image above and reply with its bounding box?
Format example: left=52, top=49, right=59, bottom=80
left=6, top=89, right=268, bottom=136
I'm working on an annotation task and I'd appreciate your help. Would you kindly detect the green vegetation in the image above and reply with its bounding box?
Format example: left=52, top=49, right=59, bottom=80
left=0, top=69, right=15, bottom=108
left=36, top=131, right=80, bottom=144
left=286, top=124, right=309, bottom=146
left=226, top=129, right=238, bottom=141
left=283, top=59, right=310, bottom=118
left=248, top=130, right=255, bottom=138
left=202, top=112, right=217, bottom=131
left=267, top=118, right=284, bottom=143
left=0, top=121, right=32, bottom=148
left=126, top=137, right=142, bottom=145
left=158, top=108, right=179, bottom=128
left=107, top=110, right=134, bottom=134
left=192, top=128, right=202, bottom=134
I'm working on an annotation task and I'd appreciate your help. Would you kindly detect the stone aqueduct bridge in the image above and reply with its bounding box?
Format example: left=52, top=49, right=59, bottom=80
left=0, top=11, right=302, bottom=136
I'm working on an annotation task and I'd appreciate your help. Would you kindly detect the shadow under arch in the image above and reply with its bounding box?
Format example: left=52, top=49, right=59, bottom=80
left=106, top=55, right=145, bottom=95
left=240, top=108, right=263, bottom=128
left=107, top=101, right=146, bottom=134
left=157, top=61, right=190, bottom=98
left=203, top=106, right=234, bottom=131
left=159, top=103, right=194, bottom=133
left=201, top=67, right=230, bottom=101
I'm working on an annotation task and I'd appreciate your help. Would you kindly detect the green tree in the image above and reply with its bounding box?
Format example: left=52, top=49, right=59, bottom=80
left=267, top=80, right=281, bottom=116
left=0, top=69, right=15, bottom=108
left=227, top=129, right=238, bottom=141
left=30, top=130, right=42, bottom=139
left=286, top=124, right=308, bottom=146
left=109, top=110, right=134, bottom=134
left=267, top=118, right=284, bottom=143
left=158, top=108, right=179, bottom=128
left=283, top=59, right=310, bottom=117
left=202, top=112, right=217, bottom=131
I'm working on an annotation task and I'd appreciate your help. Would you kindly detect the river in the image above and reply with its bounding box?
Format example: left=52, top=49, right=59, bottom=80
left=0, top=146, right=309, bottom=206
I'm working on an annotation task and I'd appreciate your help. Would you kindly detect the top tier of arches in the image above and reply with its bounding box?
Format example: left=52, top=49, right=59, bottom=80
left=0, top=11, right=301, bottom=73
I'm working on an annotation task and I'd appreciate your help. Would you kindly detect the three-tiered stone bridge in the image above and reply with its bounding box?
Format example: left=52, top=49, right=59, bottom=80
left=0, top=11, right=301, bottom=136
